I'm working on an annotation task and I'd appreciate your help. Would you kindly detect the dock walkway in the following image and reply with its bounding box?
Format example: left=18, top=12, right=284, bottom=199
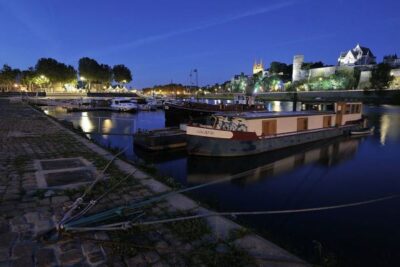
left=0, top=98, right=309, bottom=266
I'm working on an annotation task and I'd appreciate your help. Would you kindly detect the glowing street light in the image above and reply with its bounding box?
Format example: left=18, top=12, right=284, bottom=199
left=80, top=76, right=86, bottom=81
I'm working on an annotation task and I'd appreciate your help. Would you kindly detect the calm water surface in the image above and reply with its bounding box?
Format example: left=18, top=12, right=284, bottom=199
left=43, top=102, right=400, bottom=267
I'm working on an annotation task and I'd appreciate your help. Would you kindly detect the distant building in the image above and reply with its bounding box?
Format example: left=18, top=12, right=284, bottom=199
left=292, top=55, right=306, bottom=82
left=338, top=44, right=376, bottom=66
left=383, top=54, right=400, bottom=68
left=253, top=60, right=264, bottom=75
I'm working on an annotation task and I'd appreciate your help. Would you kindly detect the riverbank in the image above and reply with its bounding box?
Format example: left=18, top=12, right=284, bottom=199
left=0, top=98, right=308, bottom=266
left=255, top=89, right=400, bottom=104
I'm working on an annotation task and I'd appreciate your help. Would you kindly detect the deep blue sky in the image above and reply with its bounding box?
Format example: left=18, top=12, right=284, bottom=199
left=0, top=0, right=399, bottom=88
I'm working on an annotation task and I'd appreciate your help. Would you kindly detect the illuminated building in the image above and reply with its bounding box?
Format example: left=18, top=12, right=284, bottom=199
left=338, top=44, right=376, bottom=66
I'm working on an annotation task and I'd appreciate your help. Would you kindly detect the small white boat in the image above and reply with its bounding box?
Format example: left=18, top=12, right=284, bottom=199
left=351, top=126, right=374, bottom=135
left=110, top=98, right=137, bottom=112
left=131, top=97, right=157, bottom=111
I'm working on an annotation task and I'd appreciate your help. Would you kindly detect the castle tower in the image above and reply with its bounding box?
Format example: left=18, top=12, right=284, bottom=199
left=253, top=60, right=264, bottom=75
left=292, top=55, right=304, bottom=82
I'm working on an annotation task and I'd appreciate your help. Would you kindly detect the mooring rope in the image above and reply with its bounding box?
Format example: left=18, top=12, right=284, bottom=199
left=65, top=194, right=399, bottom=231
left=63, top=169, right=138, bottom=224
left=58, top=145, right=130, bottom=227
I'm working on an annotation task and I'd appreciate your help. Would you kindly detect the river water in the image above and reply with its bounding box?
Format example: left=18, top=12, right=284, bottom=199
left=43, top=101, right=400, bottom=267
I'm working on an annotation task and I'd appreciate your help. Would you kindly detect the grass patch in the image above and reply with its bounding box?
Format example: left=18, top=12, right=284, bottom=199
left=168, top=217, right=211, bottom=242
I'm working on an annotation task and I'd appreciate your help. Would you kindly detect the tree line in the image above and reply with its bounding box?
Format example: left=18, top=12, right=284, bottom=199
left=0, top=57, right=132, bottom=91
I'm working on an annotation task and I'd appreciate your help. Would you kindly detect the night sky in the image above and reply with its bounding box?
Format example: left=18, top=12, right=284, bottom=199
left=0, top=0, right=399, bottom=88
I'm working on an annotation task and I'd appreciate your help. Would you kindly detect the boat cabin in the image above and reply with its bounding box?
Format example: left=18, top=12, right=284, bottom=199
left=111, top=97, right=133, bottom=105
left=198, top=102, right=363, bottom=137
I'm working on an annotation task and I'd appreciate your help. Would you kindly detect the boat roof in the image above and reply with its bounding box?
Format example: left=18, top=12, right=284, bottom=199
left=215, top=110, right=335, bottom=120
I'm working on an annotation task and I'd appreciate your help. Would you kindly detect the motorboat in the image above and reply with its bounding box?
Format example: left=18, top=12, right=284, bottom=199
left=110, top=97, right=137, bottom=112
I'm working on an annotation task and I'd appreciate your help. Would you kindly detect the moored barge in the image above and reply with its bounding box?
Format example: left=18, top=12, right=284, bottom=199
left=186, top=102, right=365, bottom=157
left=134, top=127, right=186, bottom=151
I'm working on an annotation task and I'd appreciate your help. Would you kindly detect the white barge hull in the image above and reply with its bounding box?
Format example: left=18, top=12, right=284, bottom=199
left=187, top=124, right=362, bottom=157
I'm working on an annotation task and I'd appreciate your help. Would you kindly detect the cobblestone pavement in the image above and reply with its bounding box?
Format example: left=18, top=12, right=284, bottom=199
left=0, top=98, right=309, bottom=267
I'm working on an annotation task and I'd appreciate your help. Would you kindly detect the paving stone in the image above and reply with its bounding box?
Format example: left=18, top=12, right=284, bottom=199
left=11, top=223, right=32, bottom=233
left=59, top=249, right=83, bottom=265
left=37, top=198, right=50, bottom=206
left=35, top=248, right=56, bottom=267
left=24, top=212, right=40, bottom=223
left=50, top=196, right=69, bottom=205
left=0, top=220, right=9, bottom=234
left=167, top=253, right=186, bottom=266
left=59, top=240, right=81, bottom=253
left=152, top=261, right=169, bottom=267
left=34, top=220, right=54, bottom=236
left=87, top=251, right=105, bottom=265
left=155, top=241, right=169, bottom=254
left=12, top=243, right=34, bottom=258
left=125, top=254, right=147, bottom=267
left=94, top=232, right=109, bottom=241
left=0, top=248, right=9, bottom=261
left=10, top=217, right=26, bottom=226
left=0, top=233, right=18, bottom=249
left=143, top=251, right=160, bottom=264
left=81, top=241, right=101, bottom=255
left=10, top=256, right=33, bottom=267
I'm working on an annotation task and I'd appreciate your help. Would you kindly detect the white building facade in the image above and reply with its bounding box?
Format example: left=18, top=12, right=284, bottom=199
left=338, top=44, right=376, bottom=66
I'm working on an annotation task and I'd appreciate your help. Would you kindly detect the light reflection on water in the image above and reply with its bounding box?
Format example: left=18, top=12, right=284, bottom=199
left=42, top=102, right=400, bottom=266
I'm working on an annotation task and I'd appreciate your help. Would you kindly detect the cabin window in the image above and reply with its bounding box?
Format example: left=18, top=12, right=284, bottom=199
left=355, top=104, right=361, bottom=113
left=297, top=118, right=308, bottom=131
left=351, top=104, right=357, bottom=114
left=262, top=120, right=277, bottom=136
left=345, top=104, right=351, bottom=114
left=323, top=116, right=332, bottom=128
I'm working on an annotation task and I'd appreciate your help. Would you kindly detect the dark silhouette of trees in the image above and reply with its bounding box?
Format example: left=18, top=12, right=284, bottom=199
left=35, top=58, right=76, bottom=89
left=371, top=63, right=394, bottom=89
left=268, top=62, right=292, bottom=82
left=0, top=64, right=20, bottom=91
left=78, top=57, right=114, bottom=90
left=112, top=64, right=132, bottom=86
left=20, top=67, right=36, bottom=91
left=301, top=61, right=325, bottom=70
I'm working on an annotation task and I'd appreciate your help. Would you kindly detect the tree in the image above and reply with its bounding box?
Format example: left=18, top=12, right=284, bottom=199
left=98, top=64, right=113, bottom=85
left=370, top=63, right=394, bottom=89
left=112, top=64, right=132, bottom=85
left=0, top=64, right=20, bottom=91
left=78, top=57, right=100, bottom=90
left=268, top=62, right=292, bottom=82
left=78, top=58, right=112, bottom=90
left=35, top=58, right=77, bottom=90
left=20, top=67, right=37, bottom=91
left=269, top=62, right=288, bottom=74
left=301, top=61, right=324, bottom=70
